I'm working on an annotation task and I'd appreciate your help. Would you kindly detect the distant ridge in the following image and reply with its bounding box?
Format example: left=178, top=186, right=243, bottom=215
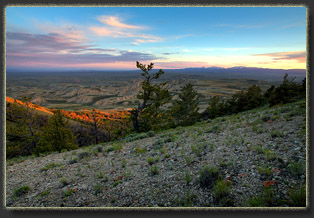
left=6, top=66, right=306, bottom=81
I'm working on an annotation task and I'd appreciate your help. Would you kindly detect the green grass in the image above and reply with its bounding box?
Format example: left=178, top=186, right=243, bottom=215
left=95, top=172, right=104, bottom=179
left=147, top=157, right=155, bottom=165
left=14, top=185, right=30, bottom=197
left=287, top=161, right=305, bottom=177
left=38, top=188, right=51, bottom=197
left=213, top=179, right=232, bottom=201
left=149, top=165, right=159, bottom=176
left=63, top=188, right=75, bottom=197
left=257, top=165, right=272, bottom=176
left=40, top=162, right=61, bottom=172
left=93, top=184, right=103, bottom=195
left=60, top=177, right=69, bottom=186
left=246, top=186, right=275, bottom=207
left=288, top=185, right=306, bottom=207
left=112, top=180, right=123, bottom=187
left=270, top=130, right=283, bottom=138
left=185, top=172, right=192, bottom=185
left=121, top=158, right=127, bottom=168
left=135, top=146, right=146, bottom=154
left=191, top=143, right=206, bottom=157
left=113, top=143, right=123, bottom=152
left=184, top=156, right=192, bottom=166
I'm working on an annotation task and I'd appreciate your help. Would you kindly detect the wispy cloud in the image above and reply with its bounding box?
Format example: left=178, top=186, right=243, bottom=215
left=97, top=16, right=144, bottom=29
left=252, top=51, right=306, bottom=63
left=90, top=15, right=162, bottom=45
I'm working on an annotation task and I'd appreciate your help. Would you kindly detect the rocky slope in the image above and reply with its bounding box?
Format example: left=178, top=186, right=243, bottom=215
left=6, top=100, right=307, bottom=208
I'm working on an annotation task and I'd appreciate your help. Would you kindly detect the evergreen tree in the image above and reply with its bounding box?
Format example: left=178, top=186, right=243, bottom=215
left=266, top=74, right=304, bottom=106
left=130, top=61, right=172, bottom=132
left=202, top=96, right=224, bottom=120
left=232, top=85, right=265, bottom=113
left=35, top=110, right=78, bottom=154
left=171, top=83, right=200, bottom=126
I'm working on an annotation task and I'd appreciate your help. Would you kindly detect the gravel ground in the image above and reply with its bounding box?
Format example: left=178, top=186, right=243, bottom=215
left=6, top=100, right=307, bottom=208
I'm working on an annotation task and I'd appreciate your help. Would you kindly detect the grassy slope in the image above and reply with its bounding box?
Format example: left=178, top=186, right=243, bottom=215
left=6, top=99, right=306, bottom=207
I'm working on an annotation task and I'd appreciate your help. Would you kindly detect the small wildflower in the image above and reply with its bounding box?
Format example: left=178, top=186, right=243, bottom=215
left=263, top=180, right=277, bottom=187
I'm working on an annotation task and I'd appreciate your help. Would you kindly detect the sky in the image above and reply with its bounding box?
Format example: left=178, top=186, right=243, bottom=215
left=6, top=6, right=307, bottom=71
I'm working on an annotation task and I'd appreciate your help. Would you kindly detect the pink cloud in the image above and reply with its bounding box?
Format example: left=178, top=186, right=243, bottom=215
left=253, top=51, right=306, bottom=63
left=97, top=16, right=144, bottom=29
left=89, top=26, right=115, bottom=37
left=90, top=15, right=161, bottom=45
left=33, top=20, right=87, bottom=43
left=89, top=26, right=162, bottom=44
left=6, top=31, right=159, bottom=69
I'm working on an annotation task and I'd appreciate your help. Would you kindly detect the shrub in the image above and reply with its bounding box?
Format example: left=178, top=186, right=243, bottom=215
left=106, top=146, right=114, bottom=153
left=93, top=184, right=103, bottom=195
left=149, top=165, right=159, bottom=176
left=199, top=165, right=219, bottom=188
left=60, top=177, right=69, bottom=186
left=213, top=180, right=231, bottom=200
left=147, top=157, right=155, bottom=165
left=97, top=146, right=103, bottom=153
left=77, top=152, right=90, bottom=160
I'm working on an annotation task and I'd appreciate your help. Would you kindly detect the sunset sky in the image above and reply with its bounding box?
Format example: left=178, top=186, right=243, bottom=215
left=6, top=6, right=306, bottom=71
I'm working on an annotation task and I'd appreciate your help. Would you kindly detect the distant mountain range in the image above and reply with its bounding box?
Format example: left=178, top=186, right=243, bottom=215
left=6, top=66, right=306, bottom=82
left=162, top=66, right=306, bottom=81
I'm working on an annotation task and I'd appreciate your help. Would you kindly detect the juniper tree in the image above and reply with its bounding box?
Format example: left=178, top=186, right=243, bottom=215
left=266, top=74, right=304, bottom=106
left=35, top=110, right=78, bottom=154
left=130, top=61, right=171, bottom=132
left=202, top=95, right=224, bottom=120
left=171, top=83, right=200, bottom=126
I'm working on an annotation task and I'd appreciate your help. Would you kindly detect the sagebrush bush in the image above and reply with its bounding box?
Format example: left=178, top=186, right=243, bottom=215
left=199, top=165, right=219, bottom=188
